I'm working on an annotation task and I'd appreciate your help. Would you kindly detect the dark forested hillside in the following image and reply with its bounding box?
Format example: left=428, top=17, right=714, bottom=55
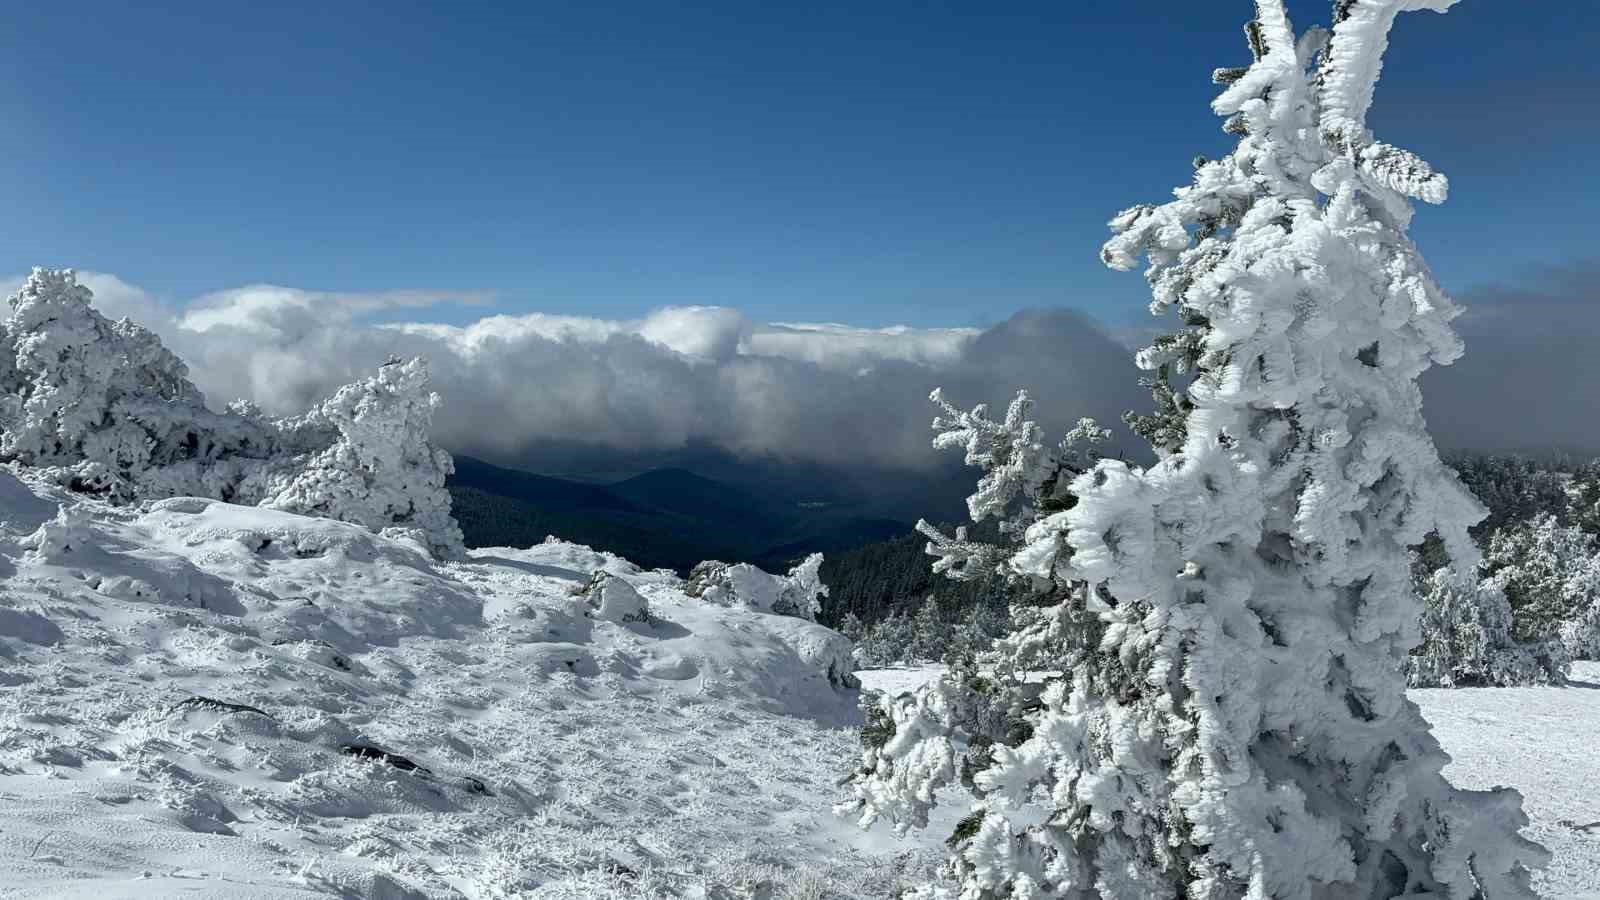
left=448, top=485, right=735, bottom=572
left=447, top=455, right=915, bottom=574
left=815, top=522, right=1013, bottom=629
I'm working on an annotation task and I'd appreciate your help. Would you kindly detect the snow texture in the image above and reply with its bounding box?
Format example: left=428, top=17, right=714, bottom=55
left=0, top=476, right=923, bottom=898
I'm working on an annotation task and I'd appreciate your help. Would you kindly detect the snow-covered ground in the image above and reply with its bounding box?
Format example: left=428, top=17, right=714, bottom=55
left=1414, top=663, right=1600, bottom=899
left=858, top=665, right=1600, bottom=900
left=3, top=466, right=1595, bottom=899
left=0, top=472, right=941, bottom=899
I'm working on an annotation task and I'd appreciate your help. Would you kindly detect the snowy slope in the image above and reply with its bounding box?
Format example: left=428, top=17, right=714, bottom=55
left=7, top=462, right=1590, bottom=900
left=856, top=666, right=1600, bottom=900
left=0, top=471, right=939, bottom=899
left=1413, top=663, right=1600, bottom=900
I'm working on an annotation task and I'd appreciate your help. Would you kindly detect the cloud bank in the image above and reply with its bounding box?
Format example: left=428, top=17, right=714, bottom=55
left=9, top=263, right=1590, bottom=477
left=1420, top=260, right=1600, bottom=456
left=22, top=273, right=1145, bottom=474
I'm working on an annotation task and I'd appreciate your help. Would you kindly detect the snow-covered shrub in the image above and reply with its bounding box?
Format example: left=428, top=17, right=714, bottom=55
left=1408, top=567, right=1567, bottom=687
left=780, top=552, right=829, bottom=620
left=22, top=505, right=95, bottom=562
left=0, top=269, right=465, bottom=558
left=840, top=3, right=1545, bottom=895
left=578, top=570, right=652, bottom=625
left=256, top=358, right=464, bottom=559
left=1485, top=512, right=1600, bottom=660
left=686, top=553, right=828, bottom=621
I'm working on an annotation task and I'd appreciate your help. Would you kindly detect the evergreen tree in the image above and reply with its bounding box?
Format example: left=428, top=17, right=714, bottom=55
left=840, top=3, right=1545, bottom=895
left=1407, top=566, right=1567, bottom=688
left=0, top=269, right=467, bottom=558
left=258, top=357, right=466, bottom=559
left=1445, top=454, right=1573, bottom=539
left=1483, top=512, right=1600, bottom=660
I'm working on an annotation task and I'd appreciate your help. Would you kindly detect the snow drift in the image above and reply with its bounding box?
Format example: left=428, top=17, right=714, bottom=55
left=0, top=472, right=905, bottom=897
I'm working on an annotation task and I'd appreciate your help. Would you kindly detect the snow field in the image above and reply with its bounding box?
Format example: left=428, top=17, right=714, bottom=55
left=0, top=475, right=938, bottom=899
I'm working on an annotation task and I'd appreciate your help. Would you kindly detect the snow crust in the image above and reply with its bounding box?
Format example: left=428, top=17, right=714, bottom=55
left=0, top=477, right=922, bottom=898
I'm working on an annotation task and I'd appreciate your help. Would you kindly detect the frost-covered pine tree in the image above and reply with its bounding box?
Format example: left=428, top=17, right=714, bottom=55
left=841, top=2, right=1546, bottom=896
left=915, top=389, right=1108, bottom=583
left=1407, top=566, right=1567, bottom=688
left=259, top=357, right=465, bottom=559
left=1484, top=512, right=1600, bottom=661
left=0, top=269, right=467, bottom=558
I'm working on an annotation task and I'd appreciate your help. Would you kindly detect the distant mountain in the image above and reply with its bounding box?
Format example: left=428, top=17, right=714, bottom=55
left=607, top=468, right=784, bottom=535
left=756, top=517, right=909, bottom=568
left=466, top=439, right=973, bottom=524
left=445, top=454, right=919, bottom=574
left=449, top=455, right=643, bottom=513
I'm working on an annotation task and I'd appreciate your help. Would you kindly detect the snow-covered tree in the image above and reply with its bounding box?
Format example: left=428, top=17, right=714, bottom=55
left=1568, top=458, right=1600, bottom=536
left=257, top=357, right=465, bottom=559
left=0, top=268, right=132, bottom=468
left=0, top=268, right=279, bottom=501
left=840, top=2, right=1546, bottom=896
left=1407, top=566, right=1567, bottom=687
left=1484, top=512, right=1600, bottom=660
left=915, top=390, right=1108, bottom=583
left=0, top=269, right=466, bottom=558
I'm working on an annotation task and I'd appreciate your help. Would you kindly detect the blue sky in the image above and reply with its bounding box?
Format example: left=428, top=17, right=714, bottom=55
left=0, top=1, right=1593, bottom=330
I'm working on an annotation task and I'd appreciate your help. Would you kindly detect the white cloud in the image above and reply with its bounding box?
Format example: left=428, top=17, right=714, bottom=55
left=1, top=270, right=171, bottom=329
left=8, top=263, right=1587, bottom=474
left=180, top=285, right=495, bottom=335
left=747, top=322, right=978, bottom=371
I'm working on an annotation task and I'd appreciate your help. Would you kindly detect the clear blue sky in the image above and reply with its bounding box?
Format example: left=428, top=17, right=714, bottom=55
left=0, top=1, right=1593, bottom=329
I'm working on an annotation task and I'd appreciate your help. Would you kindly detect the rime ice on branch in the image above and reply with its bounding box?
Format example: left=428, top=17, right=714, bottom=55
left=841, top=2, right=1547, bottom=896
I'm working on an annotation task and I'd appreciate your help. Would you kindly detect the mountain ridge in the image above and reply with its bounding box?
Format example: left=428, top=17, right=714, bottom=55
left=445, top=454, right=916, bottom=573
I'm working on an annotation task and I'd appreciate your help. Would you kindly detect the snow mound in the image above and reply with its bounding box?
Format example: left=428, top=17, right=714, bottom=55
left=686, top=552, right=829, bottom=621
left=577, top=570, right=653, bottom=624
left=0, top=484, right=923, bottom=898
